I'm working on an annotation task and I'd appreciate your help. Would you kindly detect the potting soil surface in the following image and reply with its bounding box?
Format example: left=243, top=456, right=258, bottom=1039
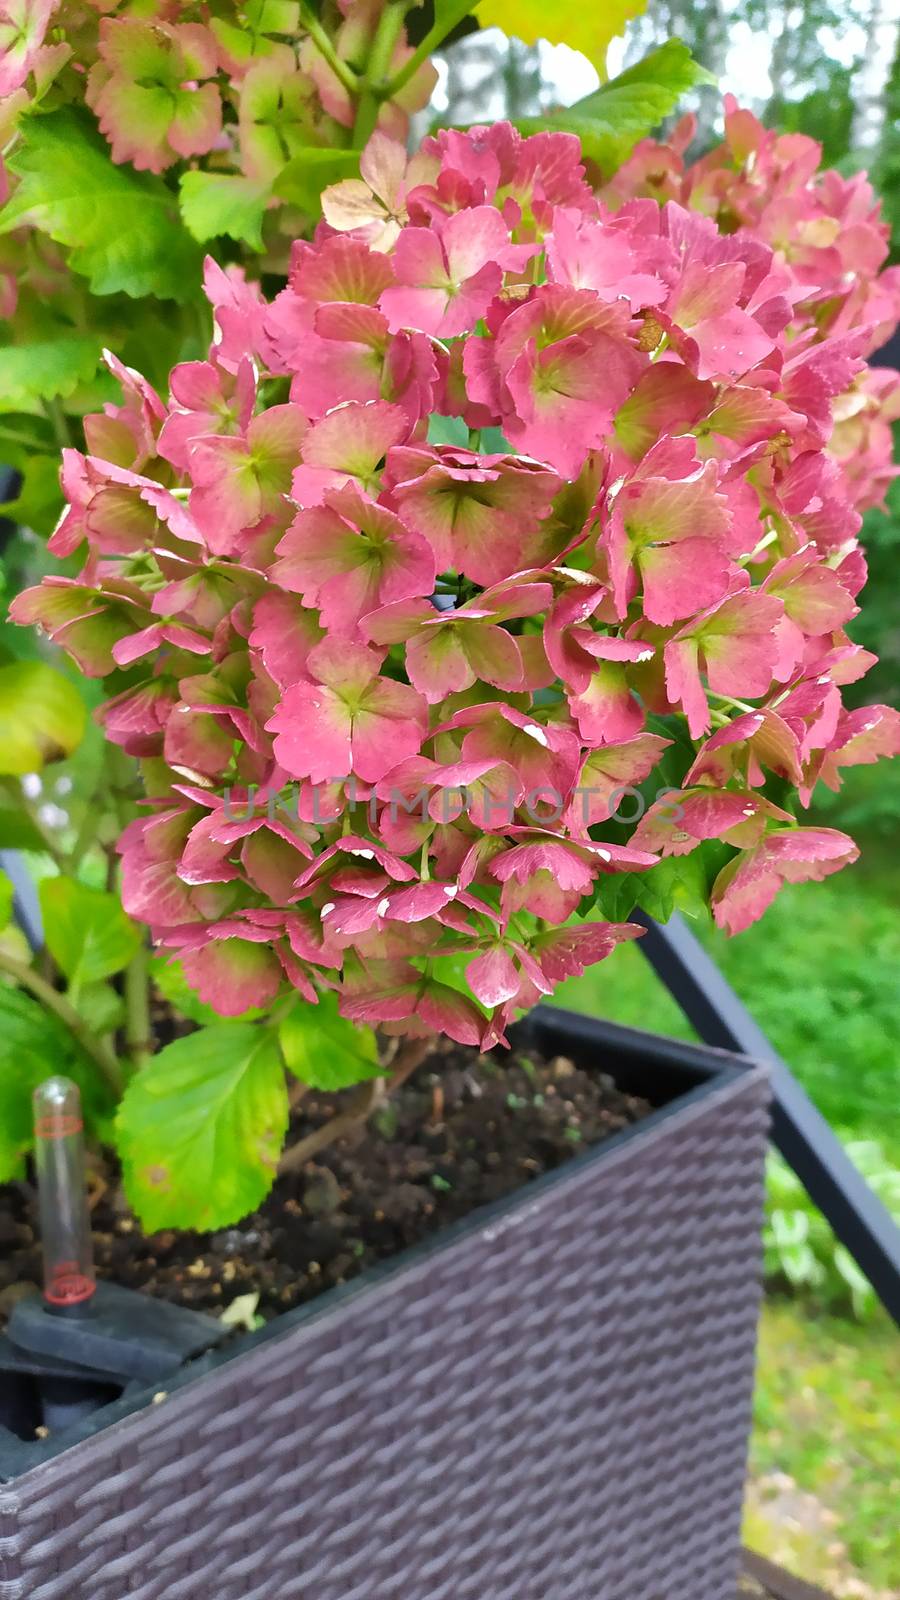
left=0, top=1042, right=651, bottom=1325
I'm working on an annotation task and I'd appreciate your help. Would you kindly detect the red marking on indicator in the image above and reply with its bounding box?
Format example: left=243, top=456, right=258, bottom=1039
left=34, top=1114, right=83, bottom=1139
left=45, top=1264, right=96, bottom=1306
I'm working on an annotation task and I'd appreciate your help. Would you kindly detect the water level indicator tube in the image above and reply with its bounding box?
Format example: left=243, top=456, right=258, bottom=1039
left=32, top=1076, right=96, bottom=1311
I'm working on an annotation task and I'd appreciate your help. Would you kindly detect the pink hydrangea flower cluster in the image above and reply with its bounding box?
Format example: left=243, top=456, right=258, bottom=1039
left=82, top=0, right=433, bottom=176
left=0, top=0, right=434, bottom=171
left=608, top=94, right=900, bottom=511
left=14, top=119, right=900, bottom=1048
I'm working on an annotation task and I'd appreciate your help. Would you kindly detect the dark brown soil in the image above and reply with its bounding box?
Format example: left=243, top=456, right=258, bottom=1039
left=0, top=1041, right=651, bottom=1327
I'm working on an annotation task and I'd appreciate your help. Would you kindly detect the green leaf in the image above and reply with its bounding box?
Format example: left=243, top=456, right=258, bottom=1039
left=273, top=147, right=362, bottom=213
left=279, top=990, right=380, bottom=1090
left=0, top=108, right=202, bottom=302
left=0, top=661, right=87, bottom=774
left=0, top=452, right=64, bottom=535
left=0, top=337, right=101, bottom=409
left=117, top=1022, right=288, bottom=1230
left=150, top=951, right=265, bottom=1024
left=179, top=171, right=270, bottom=251
left=39, top=878, right=142, bottom=987
left=0, top=872, right=12, bottom=932
left=517, top=39, right=715, bottom=174
left=0, top=986, right=94, bottom=1179
left=427, top=413, right=470, bottom=448
left=0, top=792, right=47, bottom=850
left=475, top=0, right=647, bottom=65
left=73, top=980, right=125, bottom=1036
left=244, top=0, right=300, bottom=32
left=0, top=991, right=48, bottom=1178
left=595, top=851, right=716, bottom=925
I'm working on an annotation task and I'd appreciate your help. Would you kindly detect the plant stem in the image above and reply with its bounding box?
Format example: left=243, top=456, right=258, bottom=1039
left=0, top=950, right=123, bottom=1098
left=277, top=1034, right=433, bottom=1176
left=64, top=798, right=104, bottom=876
left=382, top=0, right=473, bottom=100
left=123, top=939, right=152, bottom=1072
left=0, top=777, right=69, bottom=871
left=300, top=2, right=360, bottom=97
left=0, top=423, right=50, bottom=451
left=41, top=399, right=72, bottom=450
left=353, top=0, right=408, bottom=146
left=710, top=692, right=758, bottom=716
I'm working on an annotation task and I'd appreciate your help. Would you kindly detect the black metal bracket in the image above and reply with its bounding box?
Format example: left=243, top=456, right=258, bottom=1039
left=636, top=911, right=900, bottom=1325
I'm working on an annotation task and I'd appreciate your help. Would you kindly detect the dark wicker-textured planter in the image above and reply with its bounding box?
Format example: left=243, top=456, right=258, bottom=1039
left=0, top=1007, right=770, bottom=1600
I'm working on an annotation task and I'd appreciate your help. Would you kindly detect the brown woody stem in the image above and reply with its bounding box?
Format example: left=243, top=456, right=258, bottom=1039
left=277, top=1034, right=434, bottom=1177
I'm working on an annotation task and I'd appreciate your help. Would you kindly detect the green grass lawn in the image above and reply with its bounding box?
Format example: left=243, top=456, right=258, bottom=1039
left=748, top=1300, right=899, bottom=1596
left=556, top=867, right=900, bottom=1159
left=556, top=862, right=900, bottom=1594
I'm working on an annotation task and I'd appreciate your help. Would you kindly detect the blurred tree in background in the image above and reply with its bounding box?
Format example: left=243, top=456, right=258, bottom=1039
left=434, top=1, right=900, bottom=245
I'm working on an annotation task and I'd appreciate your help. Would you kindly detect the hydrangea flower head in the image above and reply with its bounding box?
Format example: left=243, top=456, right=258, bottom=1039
left=15, top=118, right=900, bottom=1045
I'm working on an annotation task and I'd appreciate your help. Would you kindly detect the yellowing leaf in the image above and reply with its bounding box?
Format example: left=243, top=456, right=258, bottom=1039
left=475, top=0, right=648, bottom=65
left=0, top=661, right=86, bottom=775
left=219, top=1292, right=262, bottom=1331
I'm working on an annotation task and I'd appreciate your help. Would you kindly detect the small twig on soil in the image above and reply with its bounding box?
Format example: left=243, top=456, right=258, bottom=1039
left=86, top=1172, right=108, bottom=1213
left=277, top=1035, right=433, bottom=1177
left=430, top=1081, right=444, bottom=1125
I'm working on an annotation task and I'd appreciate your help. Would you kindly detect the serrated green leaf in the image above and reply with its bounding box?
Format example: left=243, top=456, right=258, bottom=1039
left=273, top=147, right=362, bottom=213
left=0, top=661, right=87, bottom=774
left=117, top=1023, right=288, bottom=1230
left=0, top=337, right=101, bottom=409
left=39, top=878, right=142, bottom=988
left=0, top=108, right=202, bottom=302
left=517, top=40, right=715, bottom=174
left=0, top=986, right=111, bottom=1179
left=179, top=171, right=270, bottom=250
left=279, top=990, right=380, bottom=1090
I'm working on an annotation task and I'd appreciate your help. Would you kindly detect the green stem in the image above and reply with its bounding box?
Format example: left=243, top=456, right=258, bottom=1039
left=0, top=423, right=50, bottom=451
left=64, top=799, right=103, bottom=876
left=354, top=0, right=408, bottom=146
left=123, top=939, right=152, bottom=1072
left=382, top=0, right=472, bottom=99
left=0, top=778, right=68, bottom=871
left=300, top=2, right=360, bottom=97
left=41, top=399, right=72, bottom=450
left=0, top=950, right=123, bottom=1098
left=710, top=692, right=758, bottom=716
